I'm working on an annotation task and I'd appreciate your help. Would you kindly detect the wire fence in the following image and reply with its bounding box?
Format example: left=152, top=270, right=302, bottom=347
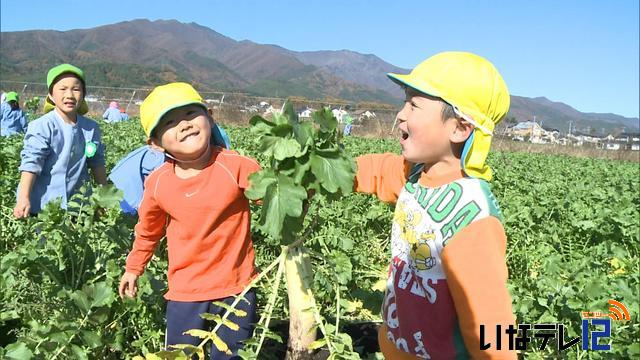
left=0, top=80, right=400, bottom=134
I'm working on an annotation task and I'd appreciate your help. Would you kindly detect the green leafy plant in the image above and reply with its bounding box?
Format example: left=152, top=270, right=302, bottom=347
left=243, top=102, right=356, bottom=359
left=23, top=96, right=41, bottom=120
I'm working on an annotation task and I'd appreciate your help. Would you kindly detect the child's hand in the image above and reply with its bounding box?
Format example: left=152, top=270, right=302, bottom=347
left=118, top=272, right=139, bottom=299
left=13, top=197, right=31, bottom=218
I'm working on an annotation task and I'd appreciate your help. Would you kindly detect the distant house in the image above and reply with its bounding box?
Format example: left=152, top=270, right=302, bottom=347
left=601, top=132, right=640, bottom=151
left=507, top=121, right=559, bottom=144
left=298, top=107, right=315, bottom=118
left=331, top=108, right=349, bottom=124
left=262, top=105, right=277, bottom=115
left=354, top=109, right=376, bottom=122
left=508, top=121, right=543, bottom=137
left=565, top=132, right=604, bottom=147
left=332, top=108, right=348, bottom=123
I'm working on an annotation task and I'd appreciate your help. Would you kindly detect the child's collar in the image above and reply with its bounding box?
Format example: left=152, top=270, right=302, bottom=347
left=53, top=108, right=78, bottom=125
left=417, top=163, right=466, bottom=188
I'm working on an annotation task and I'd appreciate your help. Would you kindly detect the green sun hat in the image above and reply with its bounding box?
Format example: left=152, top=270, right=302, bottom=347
left=44, top=64, right=89, bottom=115
left=5, top=91, right=19, bottom=103
left=47, top=64, right=85, bottom=89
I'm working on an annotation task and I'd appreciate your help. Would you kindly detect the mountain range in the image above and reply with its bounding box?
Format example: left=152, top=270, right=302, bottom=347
left=1, top=19, right=637, bottom=133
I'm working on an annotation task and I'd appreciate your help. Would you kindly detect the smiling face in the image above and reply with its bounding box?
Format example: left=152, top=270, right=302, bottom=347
left=49, top=74, right=84, bottom=117
left=150, top=104, right=212, bottom=161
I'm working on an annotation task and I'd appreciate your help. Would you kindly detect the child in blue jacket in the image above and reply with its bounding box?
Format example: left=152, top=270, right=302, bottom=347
left=103, top=101, right=123, bottom=123
left=0, top=91, right=28, bottom=136
left=13, top=64, right=108, bottom=217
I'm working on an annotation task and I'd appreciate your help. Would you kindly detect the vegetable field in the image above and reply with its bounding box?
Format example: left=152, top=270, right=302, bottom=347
left=0, top=116, right=638, bottom=359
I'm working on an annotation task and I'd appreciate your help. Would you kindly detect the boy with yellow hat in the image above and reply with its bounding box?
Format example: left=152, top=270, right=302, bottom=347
left=118, top=82, right=261, bottom=358
left=354, top=52, right=516, bottom=359
left=13, top=64, right=107, bottom=217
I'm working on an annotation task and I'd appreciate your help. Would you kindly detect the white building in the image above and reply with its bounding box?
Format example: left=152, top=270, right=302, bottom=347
left=332, top=108, right=348, bottom=123
left=298, top=108, right=315, bottom=118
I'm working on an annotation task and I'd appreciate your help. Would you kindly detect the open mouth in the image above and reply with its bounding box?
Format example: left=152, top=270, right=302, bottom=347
left=400, top=129, right=409, bottom=141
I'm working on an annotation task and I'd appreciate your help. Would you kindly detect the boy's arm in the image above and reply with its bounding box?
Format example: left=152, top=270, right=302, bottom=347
left=91, top=166, right=108, bottom=186
left=20, top=111, right=28, bottom=132
left=441, top=217, right=517, bottom=360
left=15, top=121, right=50, bottom=217
left=125, top=182, right=167, bottom=275
left=19, top=120, right=50, bottom=175
left=238, top=155, right=262, bottom=190
left=88, top=125, right=107, bottom=185
left=354, top=153, right=411, bottom=203
left=14, top=171, right=36, bottom=218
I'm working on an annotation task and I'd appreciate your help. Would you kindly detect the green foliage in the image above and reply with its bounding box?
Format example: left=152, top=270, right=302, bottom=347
left=246, top=102, right=355, bottom=243
left=23, top=96, right=40, bottom=118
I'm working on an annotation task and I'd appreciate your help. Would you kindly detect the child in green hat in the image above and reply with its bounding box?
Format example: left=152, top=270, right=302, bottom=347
left=13, top=64, right=107, bottom=217
left=0, top=91, right=28, bottom=136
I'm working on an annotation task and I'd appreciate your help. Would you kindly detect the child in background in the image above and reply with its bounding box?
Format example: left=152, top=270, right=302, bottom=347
left=118, top=82, right=260, bottom=359
left=119, top=106, right=129, bottom=121
left=0, top=91, right=28, bottom=136
left=103, top=101, right=122, bottom=123
left=354, top=52, right=516, bottom=359
left=13, top=64, right=107, bottom=218
left=343, top=113, right=353, bottom=136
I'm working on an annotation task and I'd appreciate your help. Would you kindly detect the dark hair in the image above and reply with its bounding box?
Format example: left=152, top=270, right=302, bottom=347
left=441, top=101, right=457, bottom=122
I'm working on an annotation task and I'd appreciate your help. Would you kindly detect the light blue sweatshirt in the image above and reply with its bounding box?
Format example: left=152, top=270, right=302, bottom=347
left=103, top=107, right=122, bottom=123
left=18, top=110, right=105, bottom=213
left=0, top=102, right=28, bottom=136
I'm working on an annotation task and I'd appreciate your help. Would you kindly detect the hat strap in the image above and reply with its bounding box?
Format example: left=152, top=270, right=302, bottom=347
left=460, top=131, right=475, bottom=177
left=452, top=105, right=493, bottom=135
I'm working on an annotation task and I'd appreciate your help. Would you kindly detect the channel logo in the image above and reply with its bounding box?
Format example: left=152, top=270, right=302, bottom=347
left=480, top=299, right=632, bottom=352
left=607, top=299, right=630, bottom=321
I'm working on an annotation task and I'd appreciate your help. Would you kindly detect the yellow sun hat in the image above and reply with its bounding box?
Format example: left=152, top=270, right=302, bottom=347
left=140, top=82, right=206, bottom=138
left=43, top=63, right=89, bottom=115
left=387, top=51, right=510, bottom=181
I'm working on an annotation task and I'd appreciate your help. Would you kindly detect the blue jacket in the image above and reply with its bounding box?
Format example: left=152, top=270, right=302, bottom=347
left=103, top=107, right=122, bottom=123
left=109, top=124, right=231, bottom=214
left=0, top=102, right=28, bottom=136
left=18, top=110, right=105, bottom=213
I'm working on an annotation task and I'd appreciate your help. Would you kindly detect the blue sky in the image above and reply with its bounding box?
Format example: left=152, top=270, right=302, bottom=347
left=1, top=0, right=638, bottom=118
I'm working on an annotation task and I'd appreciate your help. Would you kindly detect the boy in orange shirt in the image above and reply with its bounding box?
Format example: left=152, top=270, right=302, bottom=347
left=118, top=82, right=261, bottom=359
left=355, top=52, right=516, bottom=359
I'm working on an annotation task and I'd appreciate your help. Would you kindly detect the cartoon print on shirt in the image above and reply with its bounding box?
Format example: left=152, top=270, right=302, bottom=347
left=394, top=201, right=437, bottom=272
left=410, top=228, right=436, bottom=271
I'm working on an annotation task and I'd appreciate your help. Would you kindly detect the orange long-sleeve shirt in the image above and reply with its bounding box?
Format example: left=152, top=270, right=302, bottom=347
left=125, top=147, right=261, bottom=301
left=356, top=153, right=516, bottom=359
